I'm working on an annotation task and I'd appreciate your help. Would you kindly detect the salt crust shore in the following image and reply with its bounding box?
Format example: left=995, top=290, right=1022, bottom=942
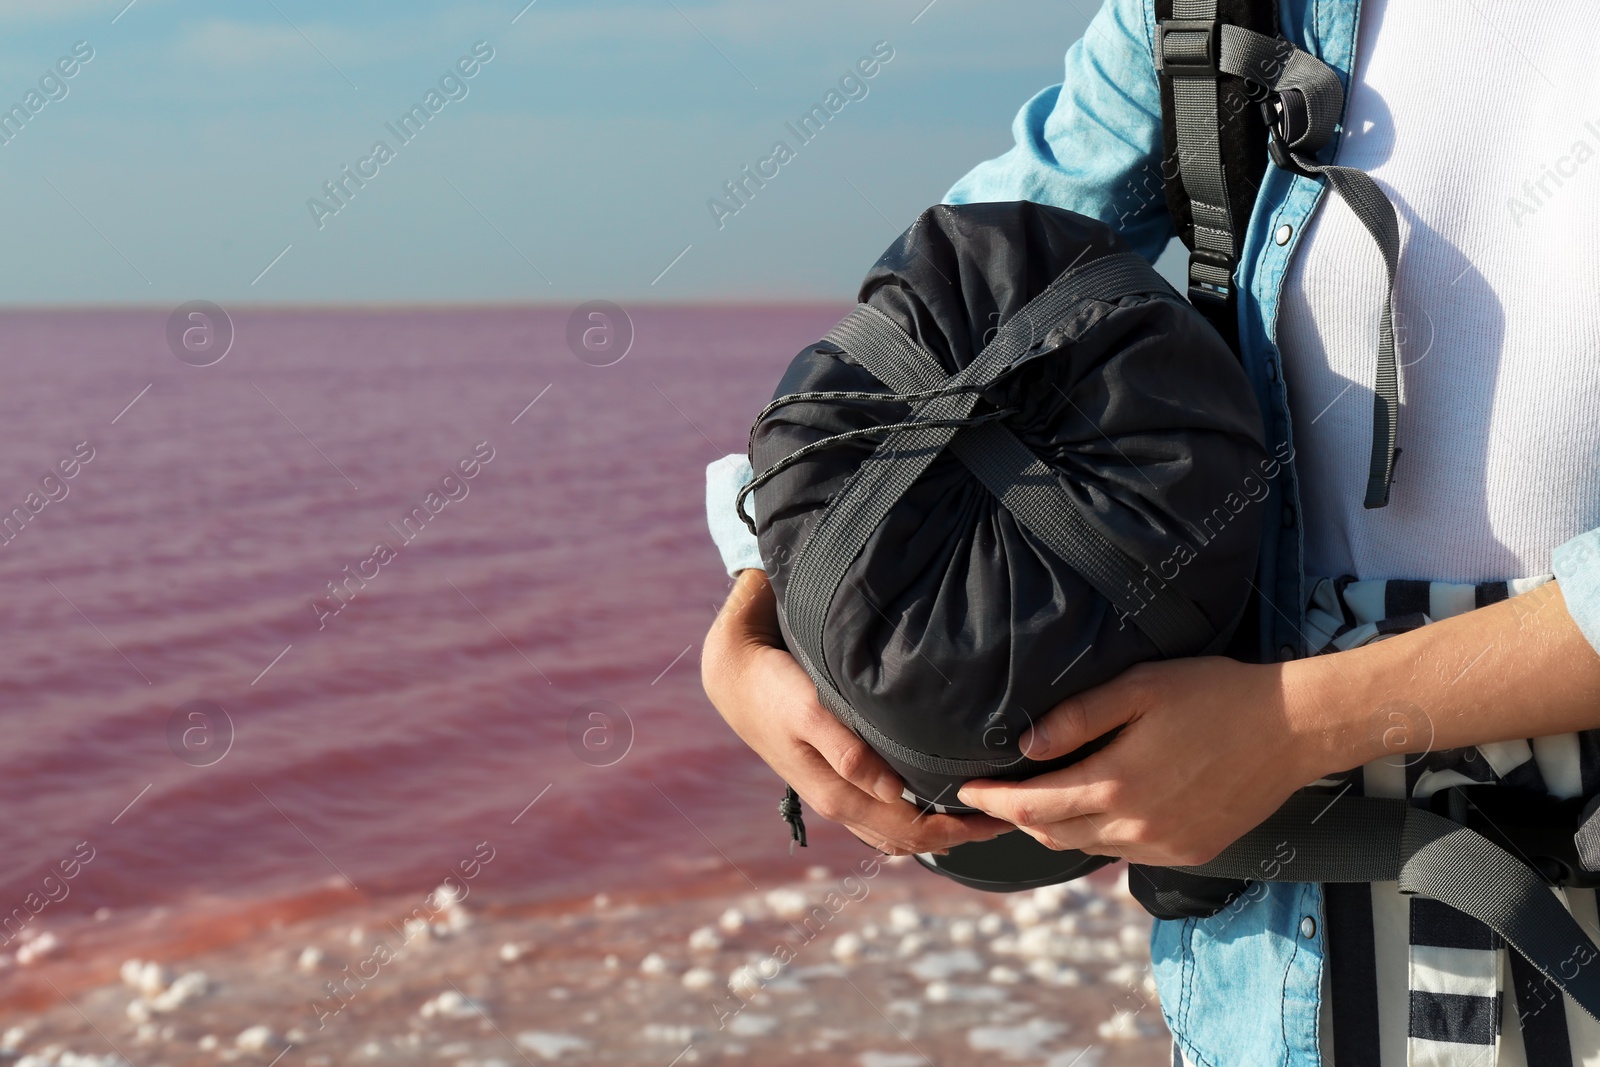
left=0, top=859, right=1170, bottom=1066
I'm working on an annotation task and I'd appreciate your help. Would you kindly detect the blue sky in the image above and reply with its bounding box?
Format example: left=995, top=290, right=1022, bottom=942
left=0, top=0, right=1101, bottom=304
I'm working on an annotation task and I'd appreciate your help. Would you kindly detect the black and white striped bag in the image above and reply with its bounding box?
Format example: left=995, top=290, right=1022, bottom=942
left=1305, top=575, right=1600, bottom=1067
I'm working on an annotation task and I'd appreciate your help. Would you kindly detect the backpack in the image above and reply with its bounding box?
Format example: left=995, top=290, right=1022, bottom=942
left=762, top=0, right=1600, bottom=1024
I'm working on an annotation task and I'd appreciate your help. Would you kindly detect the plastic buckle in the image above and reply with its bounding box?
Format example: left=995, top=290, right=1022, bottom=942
left=1155, top=19, right=1220, bottom=76
left=1186, top=248, right=1234, bottom=306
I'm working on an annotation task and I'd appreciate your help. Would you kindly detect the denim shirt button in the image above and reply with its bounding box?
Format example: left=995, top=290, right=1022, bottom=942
left=1277, top=644, right=1297, bottom=662
left=1275, top=223, right=1293, bottom=246
left=1282, top=504, right=1295, bottom=528
left=1266, top=360, right=1279, bottom=382
left=1300, top=915, right=1317, bottom=938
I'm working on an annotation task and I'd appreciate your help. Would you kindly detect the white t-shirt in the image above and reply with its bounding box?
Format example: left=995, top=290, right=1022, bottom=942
left=1278, top=0, right=1600, bottom=587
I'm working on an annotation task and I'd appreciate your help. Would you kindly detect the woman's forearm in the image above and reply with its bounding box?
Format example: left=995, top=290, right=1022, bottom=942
left=1291, top=583, right=1600, bottom=778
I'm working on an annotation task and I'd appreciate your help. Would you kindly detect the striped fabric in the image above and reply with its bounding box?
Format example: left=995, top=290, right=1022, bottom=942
left=1302, top=575, right=1600, bottom=1067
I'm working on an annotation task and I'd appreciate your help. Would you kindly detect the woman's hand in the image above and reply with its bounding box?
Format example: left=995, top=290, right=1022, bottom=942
left=702, top=569, right=1011, bottom=856
left=957, top=656, right=1325, bottom=866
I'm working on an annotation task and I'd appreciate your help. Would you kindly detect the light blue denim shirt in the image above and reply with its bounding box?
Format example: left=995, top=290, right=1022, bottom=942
left=707, top=0, right=1600, bottom=1061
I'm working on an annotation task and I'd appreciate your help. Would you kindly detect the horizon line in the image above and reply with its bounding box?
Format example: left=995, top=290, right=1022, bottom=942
left=0, top=297, right=859, bottom=313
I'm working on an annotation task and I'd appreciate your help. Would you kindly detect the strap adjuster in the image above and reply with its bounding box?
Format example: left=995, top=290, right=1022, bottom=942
left=1260, top=97, right=1319, bottom=178
left=1156, top=19, right=1220, bottom=76
left=1187, top=248, right=1234, bottom=305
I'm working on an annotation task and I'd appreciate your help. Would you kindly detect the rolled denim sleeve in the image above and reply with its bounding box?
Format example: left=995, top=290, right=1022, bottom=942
left=943, top=0, right=1174, bottom=261
left=1553, top=529, right=1600, bottom=655
left=707, top=454, right=762, bottom=576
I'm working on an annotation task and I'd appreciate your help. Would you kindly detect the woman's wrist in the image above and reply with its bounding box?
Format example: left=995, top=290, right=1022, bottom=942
left=1278, top=650, right=1388, bottom=783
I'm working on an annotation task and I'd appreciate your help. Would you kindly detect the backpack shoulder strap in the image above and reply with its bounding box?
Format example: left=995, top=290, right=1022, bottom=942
left=1154, top=3, right=1404, bottom=508
left=1152, top=0, right=1278, bottom=351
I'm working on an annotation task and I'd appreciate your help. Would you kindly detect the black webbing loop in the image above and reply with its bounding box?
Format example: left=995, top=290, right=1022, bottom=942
left=1179, top=792, right=1600, bottom=1023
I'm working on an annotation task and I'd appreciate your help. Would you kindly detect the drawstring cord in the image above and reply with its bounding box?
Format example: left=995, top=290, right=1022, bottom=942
left=737, top=401, right=1019, bottom=537
left=779, top=785, right=807, bottom=854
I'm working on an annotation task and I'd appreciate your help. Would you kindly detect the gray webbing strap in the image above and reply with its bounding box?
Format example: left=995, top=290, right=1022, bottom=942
left=825, top=303, right=1216, bottom=658
left=780, top=253, right=1219, bottom=778
left=1179, top=793, right=1600, bottom=1022
left=1215, top=25, right=1401, bottom=507
left=1302, top=162, right=1401, bottom=509
left=1159, top=0, right=1236, bottom=300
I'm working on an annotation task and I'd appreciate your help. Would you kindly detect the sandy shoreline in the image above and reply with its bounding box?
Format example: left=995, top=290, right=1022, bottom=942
left=0, top=858, right=1172, bottom=1066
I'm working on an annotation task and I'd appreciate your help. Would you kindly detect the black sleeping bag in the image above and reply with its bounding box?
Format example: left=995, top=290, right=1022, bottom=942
left=744, top=201, right=1269, bottom=891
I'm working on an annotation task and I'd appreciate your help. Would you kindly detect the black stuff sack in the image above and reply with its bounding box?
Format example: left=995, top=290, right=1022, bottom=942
left=742, top=201, right=1269, bottom=892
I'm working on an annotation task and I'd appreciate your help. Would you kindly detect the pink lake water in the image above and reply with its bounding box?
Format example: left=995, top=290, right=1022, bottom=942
left=0, top=305, right=881, bottom=973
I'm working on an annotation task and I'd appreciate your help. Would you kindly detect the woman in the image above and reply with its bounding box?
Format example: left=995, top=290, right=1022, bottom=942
left=702, top=0, right=1600, bottom=1062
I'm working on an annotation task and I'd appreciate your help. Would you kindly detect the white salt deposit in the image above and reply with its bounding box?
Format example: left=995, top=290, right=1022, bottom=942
left=1098, top=1012, right=1141, bottom=1041
left=149, top=971, right=210, bottom=1012
left=136, top=966, right=168, bottom=998
left=15, top=1052, right=128, bottom=1067
left=681, top=967, right=716, bottom=991
left=14, top=933, right=58, bottom=966
left=727, top=1013, right=777, bottom=1037
left=1120, top=922, right=1150, bottom=955
left=806, top=865, right=830, bottom=880
left=925, top=981, right=1005, bottom=1004
left=764, top=888, right=808, bottom=920
left=687, top=926, right=722, bottom=952
left=1011, top=901, right=1044, bottom=927
left=988, top=965, right=1022, bottom=985
left=197, top=1035, right=218, bottom=1050
left=718, top=907, right=746, bottom=933
left=639, top=953, right=668, bottom=976
left=1026, top=959, right=1083, bottom=987
left=642, top=1023, right=703, bottom=1044
left=967, top=1018, right=1069, bottom=1058
left=977, top=913, right=1006, bottom=937
left=948, top=919, right=977, bottom=944
left=1031, top=884, right=1072, bottom=913
left=418, top=990, right=484, bottom=1020
left=858, top=1054, right=925, bottom=1067
left=603, top=954, right=620, bottom=969
left=905, top=950, right=982, bottom=982
left=1045, top=1047, right=1103, bottom=1067
left=727, top=965, right=762, bottom=996
left=887, top=904, right=920, bottom=934
left=1, top=1027, right=27, bottom=1054
left=235, top=1025, right=281, bottom=1051
left=1105, top=962, right=1145, bottom=989
left=515, top=1032, right=590, bottom=1061
left=831, top=932, right=864, bottom=963
left=895, top=933, right=927, bottom=958
left=499, top=941, right=530, bottom=963
left=296, top=946, right=324, bottom=972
